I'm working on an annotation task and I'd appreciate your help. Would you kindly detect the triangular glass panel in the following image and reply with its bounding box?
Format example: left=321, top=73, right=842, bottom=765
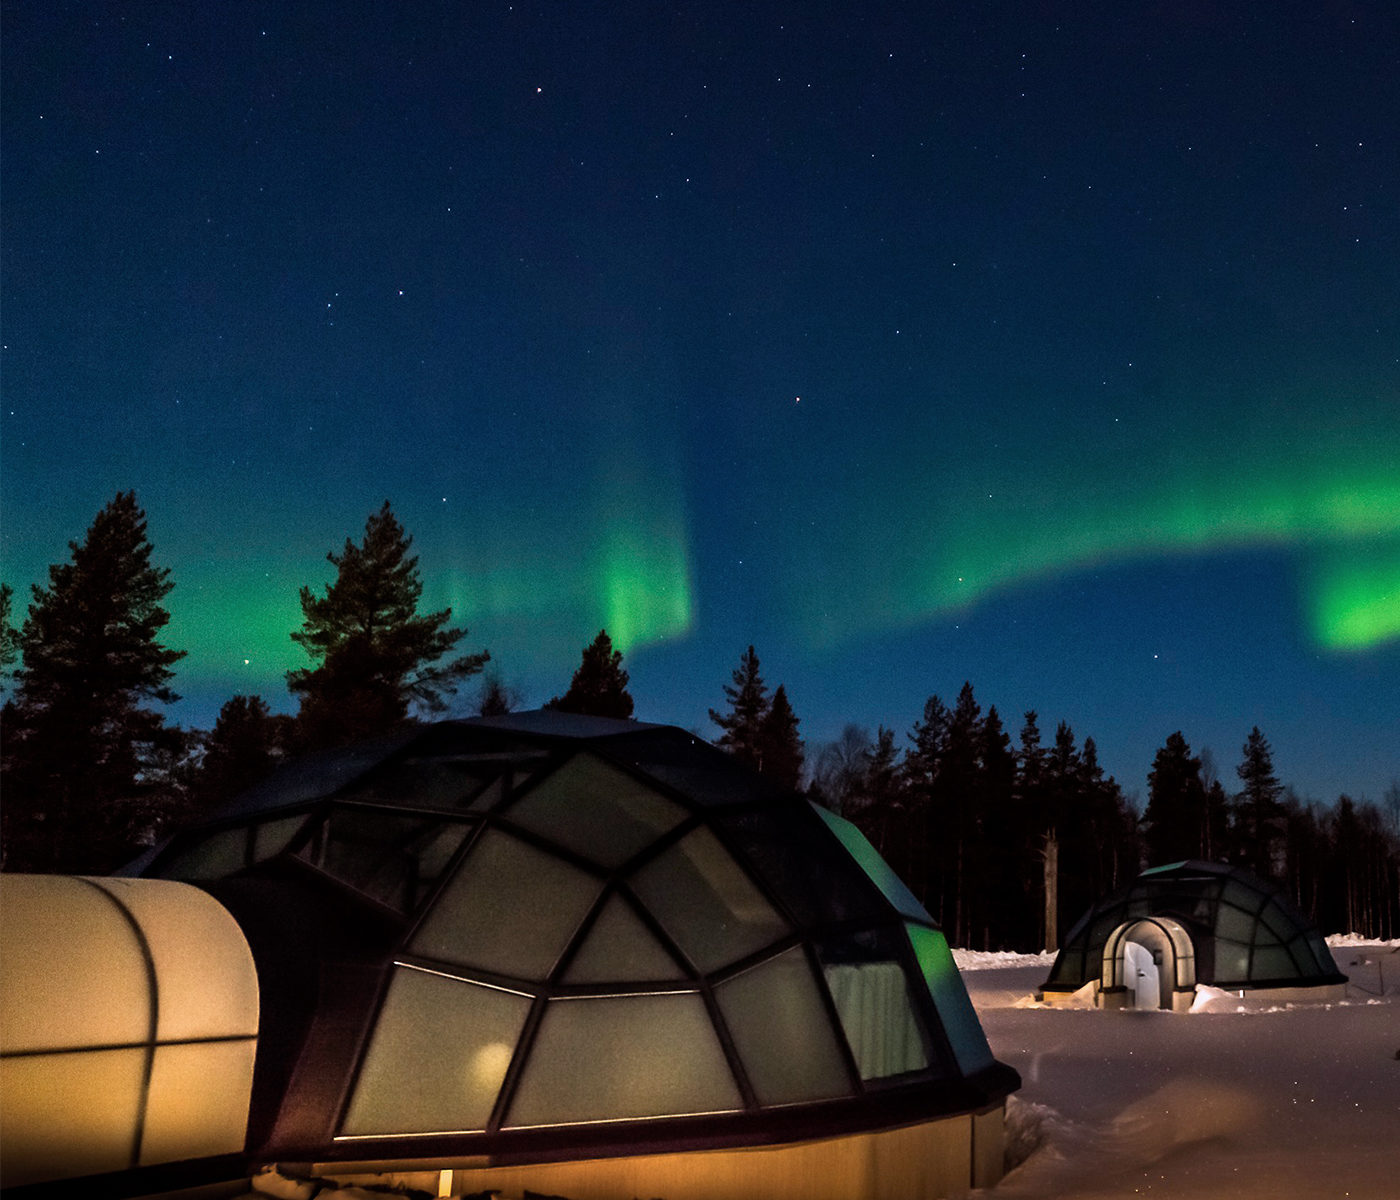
left=629, top=827, right=788, bottom=973
left=411, top=830, right=602, bottom=980
left=561, top=894, right=685, bottom=983
left=506, top=754, right=687, bottom=868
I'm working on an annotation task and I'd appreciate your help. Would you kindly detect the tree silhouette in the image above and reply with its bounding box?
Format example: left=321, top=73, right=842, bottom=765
left=756, top=683, right=804, bottom=791
left=546, top=630, right=634, bottom=718
left=0, top=583, right=19, bottom=691
left=1143, top=731, right=1208, bottom=864
left=288, top=501, right=488, bottom=747
left=475, top=670, right=521, bottom=717
left=195, top=695, right=293, bottom=810
left=1, top=492, right=185, bottom=871
left=709, top=645, right=769, bottom=768
left=1235, top=725, right=1285, bottom=878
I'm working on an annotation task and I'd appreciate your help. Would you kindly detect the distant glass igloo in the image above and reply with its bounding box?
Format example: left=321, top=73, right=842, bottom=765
left=1041, top=859, right=1346, bottom=1011
left=101, top=711, right=1019, bottom=1199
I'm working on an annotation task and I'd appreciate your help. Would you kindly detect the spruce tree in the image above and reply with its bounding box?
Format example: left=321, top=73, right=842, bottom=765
left=756, top=683, right=804, bottom=791
left=1235, top=726, right=1285, bottom=878
left=288, top=502, right=488, bottom=747
left=196, top=695, right=292, bottom=810
left=0, top=583, right=19, bottom=690
left=709, top=645, right=769, bottom=768
left=0, top=492, right=186, bottom=871
left=546, top=630, right=634, bottom=718
left=978, top=705, right=1025, bottom=949
left=1143, top=731, right=1208, bottom=865
left=850, top=725, right=902, bottom=850
left=898, top=695, right=949, bottom=913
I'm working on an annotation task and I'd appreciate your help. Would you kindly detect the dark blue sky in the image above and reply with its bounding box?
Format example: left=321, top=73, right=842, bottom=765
left=4, top=2, right=1397, bottom=804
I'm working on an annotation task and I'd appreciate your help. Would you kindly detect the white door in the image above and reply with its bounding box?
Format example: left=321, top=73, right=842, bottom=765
left=1124, top=940, right=1160, bottom=1009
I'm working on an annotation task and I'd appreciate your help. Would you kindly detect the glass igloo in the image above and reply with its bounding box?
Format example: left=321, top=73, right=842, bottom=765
left=128, top=711, right=1018, bottom=1198
left=1041, top=859, right=1346, bottom=1011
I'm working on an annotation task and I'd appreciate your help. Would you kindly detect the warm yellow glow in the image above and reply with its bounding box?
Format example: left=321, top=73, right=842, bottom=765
left=317, top=1107, right=1006, bottom=1200
left=469, top=1042, right=515, bottom=1094
left=0, top=876, right=260, bottom=1189
left=0, top=1050, right=145, bottom=1188
left=0, top=876, right=150, bottom=1052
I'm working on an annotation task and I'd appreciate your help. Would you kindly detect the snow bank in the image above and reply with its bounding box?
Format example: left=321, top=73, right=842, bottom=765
left=953, top=948, right=1057, bottom=970
left=1327, top=932, right=1400, bottom=949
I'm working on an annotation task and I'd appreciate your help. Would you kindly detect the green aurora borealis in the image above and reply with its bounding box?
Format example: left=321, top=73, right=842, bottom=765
left=3, top=3, right=1397, bottom=803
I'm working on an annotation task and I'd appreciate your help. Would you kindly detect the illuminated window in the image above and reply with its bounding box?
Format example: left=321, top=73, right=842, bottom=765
left=715, top=948, right=851, bottom=1104
left=505, top=993, right=742, bottom=1127
left=410, top=830, right=601, bottom=978
left=341, top=967, right=531, bottom=1136
left=630, top=827, right=788, bottom=973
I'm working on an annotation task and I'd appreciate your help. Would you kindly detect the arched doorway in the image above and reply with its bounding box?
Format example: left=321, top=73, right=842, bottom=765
left=1123, top=940, right=1160, bottom=1008
left=1101, top=916, right=1196, bottom=1011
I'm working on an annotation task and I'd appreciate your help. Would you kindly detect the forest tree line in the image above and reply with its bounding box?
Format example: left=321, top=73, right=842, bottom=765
left=3, top=492, right=1397, bottom=946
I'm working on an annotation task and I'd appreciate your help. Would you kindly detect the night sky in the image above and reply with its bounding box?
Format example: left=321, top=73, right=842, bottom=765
left=4, top=2, right=1397, bottom=805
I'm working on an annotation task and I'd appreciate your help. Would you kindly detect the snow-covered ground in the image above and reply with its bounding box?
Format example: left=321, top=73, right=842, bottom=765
left=966, top=938, right=1400, bottom=1199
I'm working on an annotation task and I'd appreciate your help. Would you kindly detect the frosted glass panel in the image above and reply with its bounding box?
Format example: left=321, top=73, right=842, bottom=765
left=1215, top=902, right=1257, bottom=944
left=342, top=760, right=484, bottom=810
left=468, top=775, right=508, bottom=811
left=719, top=807, right=884, bottom=927
left=0, top=1049, right=145, bottom=1186
left=508, top=754, right=687, bottom=868
left=88, top=878, right=259, bottom=1043
left=141, top=1039, right=256, bottom=1164
left=342, top=968, right=531, bottom=1135
left=1214, top=939, right=1249, bottom=981
left=506, top=993, right=741, bottom=1127
left=715, top=948, right=851, bottom=1105
left=905, top=922, right=993, bottom=1074
left=0, top=877, right=149, bottom=1051
left=813, top=805, right=930, bottom=921
left=630, top=827, right=788, bottom=972
left=251, top=814, right=306, bottom=862
left=412, top=831, right=601, bottom=979
left=1249, top=945, right=1297, bottom=980
left=162, top=827, right=249, bottom=879
left=302, top=811, right=471, bottom=914
left=561, top=895, right=684, bottom=983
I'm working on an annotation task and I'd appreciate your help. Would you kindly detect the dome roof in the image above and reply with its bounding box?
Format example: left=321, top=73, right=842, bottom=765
left=1046, top=859, right=1343, bottom=992
left=136, top=712, right=1017, bottom=1165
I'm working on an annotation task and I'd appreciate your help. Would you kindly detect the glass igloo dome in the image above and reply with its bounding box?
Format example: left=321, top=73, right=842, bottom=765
left=132, top=711, right=1017, bottom=1189
left=1042, top=859, right=1345, bottom=1010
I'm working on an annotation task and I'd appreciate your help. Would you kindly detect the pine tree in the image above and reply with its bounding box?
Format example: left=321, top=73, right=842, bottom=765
left=1014, top=711, right=1051, bottom=948
left=709, top=645, right=769, bottom=768
left=0, top=492, right=186, bottom=871
left=546, top=630, right=634, bottom=718
left=938, top=683, right=983, bottom=947
left=1040, top=721, right=1083, bottom=949
left=0, top=583, right=19, bottom=691
left=1143, top=731, right=1208, bottom=864
left=288, top=502, right=488, bottom=748
left=978, top=705, right=1025, bottom=949
left=1235, top=726, right=1285, bottom=878
left=195, top=695, right=292, bottom=811
left=897, top=695, right=949, bottom=912
left=756, top=683, right=804, bottom=791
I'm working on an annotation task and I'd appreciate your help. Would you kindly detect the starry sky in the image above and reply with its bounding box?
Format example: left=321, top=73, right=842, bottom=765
left=4, top=2, right=1397, bottom=806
